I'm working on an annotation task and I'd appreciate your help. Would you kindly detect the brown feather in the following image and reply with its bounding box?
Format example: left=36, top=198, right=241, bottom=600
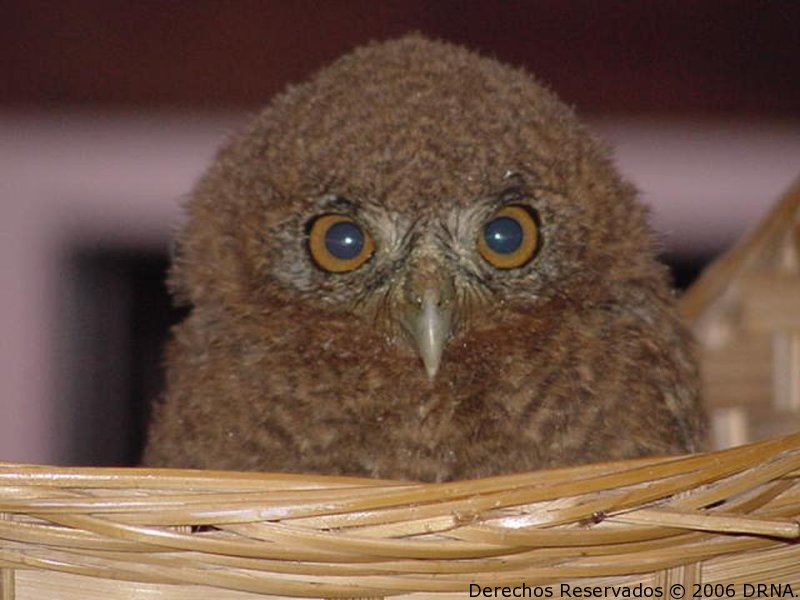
left=144, top=35, right=707, bottom=482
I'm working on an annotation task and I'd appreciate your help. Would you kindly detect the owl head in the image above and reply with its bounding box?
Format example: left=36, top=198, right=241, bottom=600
left=172, top=35, right=660, bottom=382
left=150, top=35, right=703, bottom=479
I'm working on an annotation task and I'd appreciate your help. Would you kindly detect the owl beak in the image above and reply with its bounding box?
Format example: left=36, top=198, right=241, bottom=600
left=399, top=283, right=454, bottom=380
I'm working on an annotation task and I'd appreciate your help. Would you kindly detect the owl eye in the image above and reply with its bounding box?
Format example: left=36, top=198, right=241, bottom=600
left=477, top=205, right=539, bottom=269
left=308, top=214, right=375, bottom=272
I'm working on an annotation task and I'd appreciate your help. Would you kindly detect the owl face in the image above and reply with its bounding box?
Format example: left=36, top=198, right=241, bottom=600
left=267, top=176, right=550, bottom=378
left=177, top=36, right=653, bottom=383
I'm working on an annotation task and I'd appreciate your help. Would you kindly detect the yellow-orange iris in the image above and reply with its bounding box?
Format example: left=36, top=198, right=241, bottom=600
left=308, top=214, right=375, bottom=273
left=477, top=205, right=539, bottom=269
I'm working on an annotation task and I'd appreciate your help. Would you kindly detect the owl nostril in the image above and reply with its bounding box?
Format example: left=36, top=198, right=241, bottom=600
left=404, top=263, right=455, bottom=308
left=413, top=291, right=448, bottom=310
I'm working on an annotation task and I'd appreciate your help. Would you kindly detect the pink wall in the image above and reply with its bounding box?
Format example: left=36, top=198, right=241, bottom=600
left=0, top=112, right=240, bottom=462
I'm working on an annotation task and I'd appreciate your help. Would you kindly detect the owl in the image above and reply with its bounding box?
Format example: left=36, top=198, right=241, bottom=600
left=143, top=35, right=707, bottom=482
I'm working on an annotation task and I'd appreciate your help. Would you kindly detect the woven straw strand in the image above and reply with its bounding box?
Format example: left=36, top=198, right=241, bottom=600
left=1, top=434, right=799, bottom=598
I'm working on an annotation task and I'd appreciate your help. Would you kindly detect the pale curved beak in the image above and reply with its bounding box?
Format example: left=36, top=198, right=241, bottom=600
left=400, top=282, right=454, bottom=380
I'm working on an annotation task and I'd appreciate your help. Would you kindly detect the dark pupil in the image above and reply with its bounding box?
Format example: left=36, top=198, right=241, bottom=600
left=325, top=221, right=364, bottom=259
left=484, top=216, right=523, bottom=254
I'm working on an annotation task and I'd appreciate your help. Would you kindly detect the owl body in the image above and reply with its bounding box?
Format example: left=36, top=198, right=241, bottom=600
left=144, top=36, right=706, bottom=481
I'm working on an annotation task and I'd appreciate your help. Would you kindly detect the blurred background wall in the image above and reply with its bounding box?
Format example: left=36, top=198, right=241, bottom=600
left=1, top=0, right=799, bottom=466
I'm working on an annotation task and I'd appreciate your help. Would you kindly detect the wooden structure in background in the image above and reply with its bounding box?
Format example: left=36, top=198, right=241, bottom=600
left=682, top=178, right=800, bottom=448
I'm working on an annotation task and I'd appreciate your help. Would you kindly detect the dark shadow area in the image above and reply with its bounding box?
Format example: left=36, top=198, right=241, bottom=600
left=59, top=247, right=187, bottom=466
left=662, top=253, right=715, bottom=291
left=3, top=1, right=799, bottom=117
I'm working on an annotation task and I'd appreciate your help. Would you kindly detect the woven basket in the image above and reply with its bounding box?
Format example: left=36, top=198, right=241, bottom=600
left=2, top=179, right=799, bottom=599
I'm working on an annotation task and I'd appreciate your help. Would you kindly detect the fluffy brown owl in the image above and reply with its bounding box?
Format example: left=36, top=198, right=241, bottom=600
left=144, top=35, right=707, bottom=481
